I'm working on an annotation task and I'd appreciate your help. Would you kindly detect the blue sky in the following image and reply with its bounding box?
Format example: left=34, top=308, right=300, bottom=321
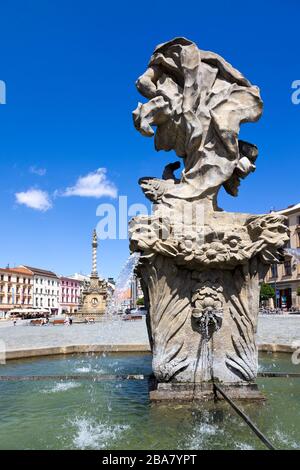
left=0, top=0, right=299, bottom=279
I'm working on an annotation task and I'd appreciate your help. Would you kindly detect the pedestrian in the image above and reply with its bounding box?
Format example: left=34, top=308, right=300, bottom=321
left=69, top=315, right=73, bottom=326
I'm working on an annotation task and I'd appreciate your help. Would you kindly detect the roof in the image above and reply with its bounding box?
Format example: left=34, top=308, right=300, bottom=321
left=67, top=273, right=90, bottom=282
left=275, top=203, right=300, bottom=215
left=20, top=265, right=59, bottom=279
left=59, top=276, right=81, bottom=283
left=0, top=267, right=33, bottom=276
left=6, top=267, right=33, bottom=275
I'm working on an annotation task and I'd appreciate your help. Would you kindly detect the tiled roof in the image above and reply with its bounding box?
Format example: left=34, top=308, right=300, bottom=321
left=20, top=266, right=59, bottom=278
left=0, top=267, right=32, bottom=276
left=5, top=267, right=33, bottom=275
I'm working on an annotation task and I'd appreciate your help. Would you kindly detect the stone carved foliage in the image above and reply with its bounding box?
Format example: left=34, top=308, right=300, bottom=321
left=138, top=256, right=262, bottom=384
left=223, top=259, right=265, bottom=382
left=247, top=214, right=289, bottom=263
left=129, top=212, right=289, bottom=270
left=138, top=255, right=193, bottom=381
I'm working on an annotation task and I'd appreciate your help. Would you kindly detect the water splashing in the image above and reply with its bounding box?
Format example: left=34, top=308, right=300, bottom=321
left=284, top=248, right=300, bottom=262
left=105, top=252, right=141, bottom=316
left=192, top=309, right=223, bottom=382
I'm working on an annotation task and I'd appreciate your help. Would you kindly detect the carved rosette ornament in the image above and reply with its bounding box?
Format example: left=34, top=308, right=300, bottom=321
left=129, top=38, right=289, bottom=391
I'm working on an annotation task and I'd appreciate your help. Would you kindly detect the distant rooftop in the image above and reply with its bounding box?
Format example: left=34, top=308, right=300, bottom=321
left=67, top=273, right=90, bottom=282
left=0, top=266, right=32, bottom=276
left=276, top=203, right=300, bottom=215
left=20, top=265, right=59, bottom=278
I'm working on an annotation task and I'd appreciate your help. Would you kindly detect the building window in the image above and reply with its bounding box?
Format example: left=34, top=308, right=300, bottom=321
left=271, top=265, right=278, bottom=278
left=284, top=260, right=292, bottom=276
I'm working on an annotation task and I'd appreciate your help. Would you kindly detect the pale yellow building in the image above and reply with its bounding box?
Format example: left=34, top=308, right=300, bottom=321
left=0, top=267, right=34, bottom=317
left=266, top=203, right=300, bottom=310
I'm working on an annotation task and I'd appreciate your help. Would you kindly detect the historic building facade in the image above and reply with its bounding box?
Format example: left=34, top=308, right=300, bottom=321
left=0, top=267, right=33, bottom=317
left=67, top=273, right=90, bottom=299
left=266, top=203, right=300, bottom=309
left=59, top=276, right=81, bottom=314
left=20, top=266, right=60, bottom=315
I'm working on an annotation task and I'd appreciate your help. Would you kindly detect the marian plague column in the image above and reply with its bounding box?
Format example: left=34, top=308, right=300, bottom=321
left=78, top=230, right=108, bottom=316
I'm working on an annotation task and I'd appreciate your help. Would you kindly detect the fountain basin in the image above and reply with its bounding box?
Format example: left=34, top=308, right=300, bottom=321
left=0, top=352, right=299, bottom=450
left=149, top=381, right=264, bottom=402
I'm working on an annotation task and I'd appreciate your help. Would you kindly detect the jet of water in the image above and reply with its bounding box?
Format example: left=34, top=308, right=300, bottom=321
left=105, top=253, right=141, bottom=316
left=284, top=248, right=300, bottom=262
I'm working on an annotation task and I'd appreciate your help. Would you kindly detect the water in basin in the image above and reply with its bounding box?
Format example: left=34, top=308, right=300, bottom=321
left=0, top=352, right=299, bottom=450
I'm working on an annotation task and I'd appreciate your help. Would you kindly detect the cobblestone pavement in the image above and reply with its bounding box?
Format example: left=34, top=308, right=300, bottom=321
left=256, top=315, right=300, bottom=346
left=0, top=318, right=150, bottom=351
left=0, top=315, right=299, bottom=352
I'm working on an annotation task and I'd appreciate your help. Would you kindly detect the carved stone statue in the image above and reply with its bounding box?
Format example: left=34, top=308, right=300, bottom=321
left=129, top=38, right=289, bottom=400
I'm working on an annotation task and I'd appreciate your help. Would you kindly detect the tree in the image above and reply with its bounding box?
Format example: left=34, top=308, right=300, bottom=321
left=260, top=283, right=275, bottom=301
left=297, top=287, right=300, bottom=296
left=136, top=297, right=144, bottom=306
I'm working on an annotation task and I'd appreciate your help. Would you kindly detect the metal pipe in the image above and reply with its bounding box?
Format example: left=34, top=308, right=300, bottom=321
left=0, top=374, right=147, bottom=382
left=213, top=383, right=276, bottom=450
left=258, top=372, right=300, bottom=378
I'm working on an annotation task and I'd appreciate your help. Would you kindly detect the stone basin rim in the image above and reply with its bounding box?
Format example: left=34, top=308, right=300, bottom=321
left=2, top=342, right=296, bottom=361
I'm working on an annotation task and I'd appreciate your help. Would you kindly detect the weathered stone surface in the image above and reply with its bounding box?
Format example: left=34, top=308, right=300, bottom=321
left=129, top=37, right=289, bottom=395
left=149, top=381, right=266, bottom=402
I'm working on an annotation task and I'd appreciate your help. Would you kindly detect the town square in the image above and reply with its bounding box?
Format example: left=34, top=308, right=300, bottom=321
left=0, top=0, right=300, bottom=457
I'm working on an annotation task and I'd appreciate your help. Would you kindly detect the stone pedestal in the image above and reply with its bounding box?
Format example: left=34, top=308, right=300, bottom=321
left=149, top=381, right=265, bottom=402
left=78, top=275, right=107, bottom=316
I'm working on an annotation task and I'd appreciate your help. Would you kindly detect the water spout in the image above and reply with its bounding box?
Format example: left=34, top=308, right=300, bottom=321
left=105, top=252, right=141, bottom=316
left=284, top=248, right=300, bottom=262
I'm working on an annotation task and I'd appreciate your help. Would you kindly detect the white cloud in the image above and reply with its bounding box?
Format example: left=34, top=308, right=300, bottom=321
left=15, top=189, right=52, bottom=211
left=29, top=166, right=47, bottom=176
left=62, top=168, right=117, bottom=199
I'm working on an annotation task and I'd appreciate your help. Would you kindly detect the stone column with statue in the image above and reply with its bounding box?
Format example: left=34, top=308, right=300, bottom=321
left=78, top=229, right=108, bottom=317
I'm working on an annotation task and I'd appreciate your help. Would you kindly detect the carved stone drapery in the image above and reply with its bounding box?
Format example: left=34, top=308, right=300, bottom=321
left=138, top=254, right=269, bottom=384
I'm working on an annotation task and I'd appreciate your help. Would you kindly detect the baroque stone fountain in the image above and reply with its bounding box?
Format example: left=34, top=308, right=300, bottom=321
left=129, top=37, right=289, bottom=401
